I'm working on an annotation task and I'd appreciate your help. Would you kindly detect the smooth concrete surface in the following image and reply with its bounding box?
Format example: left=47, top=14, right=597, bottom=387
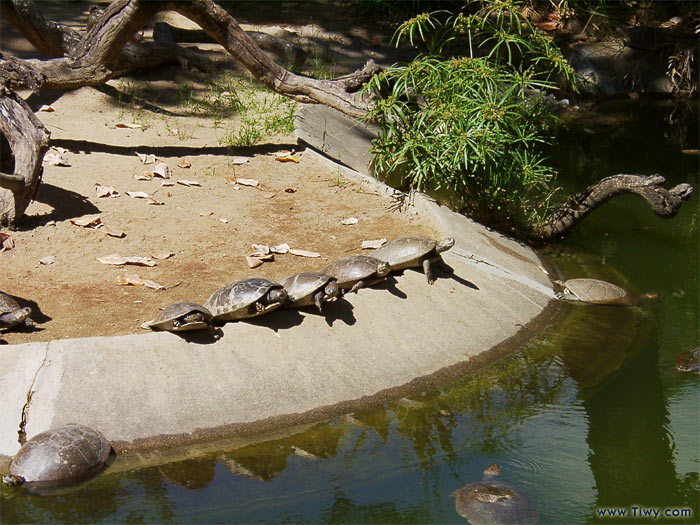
left=0, top=153, right=556, bottom=458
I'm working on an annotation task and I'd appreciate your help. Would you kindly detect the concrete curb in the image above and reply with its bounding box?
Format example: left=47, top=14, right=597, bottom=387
left=0, top=152, right=556, bottom=459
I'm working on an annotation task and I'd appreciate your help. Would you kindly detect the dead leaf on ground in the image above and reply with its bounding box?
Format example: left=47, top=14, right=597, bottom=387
left=103, top=225, right=126, bottom=238
left=234, top=178, right=259, bottom=187
left=271, top=243, right=290, bottom=254
left=43, top=148, right=71, bottom=167
left=134, top=173, right=152, bottom=181
left=177, top=179, right=201, bottom=187
left=70, top=214, right=102, bottom=228
left=219, top=218, right=229, bottom=223
left=95, top=184, right=120, bottom=198
left=251, top=243, right=270, bottom=254
left=0, top=233, right=14, bottom=251
left=39, top=105, right=55, bottom=112
left=147, top=197, right=164, bottom=206
left=97, top=254, right=157, bottom=266
left=341, top=217, right=359, bottom=225
left=136, top=152, right=156, bottom=165
left=39, top=255, right=55, bottom=265
left=115, top=122, right=142, bottom=129
left=275, top=153, right=299, bottom=163
left=126, top=191, right=150, bottom=199
left=117, top=273, right=166, bottom=290
left=177, top=158, right=191, bottom=169
left=362, top=238, right=387, bottom=249
left=152, top=251, right=174, bottom=260
left=153, top=162, right=171, bottom=179
left=284, top=187, right=297, bottom=193
left=229, top=156, right=250, bottom=165
left=246, top=256, right=264, bottom=269
left=262, top=192, right=276, bottom=199
left=289, top=248, right=321, bottom=258
left=161, top=180, right=175, bottom=187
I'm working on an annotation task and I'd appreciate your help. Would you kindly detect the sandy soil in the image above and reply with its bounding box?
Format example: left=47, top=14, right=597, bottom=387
left=0, top=4, right=434, bottom=343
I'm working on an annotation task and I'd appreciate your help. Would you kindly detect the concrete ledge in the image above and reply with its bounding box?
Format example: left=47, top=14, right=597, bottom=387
left=0, top=155, right=556, bottom=459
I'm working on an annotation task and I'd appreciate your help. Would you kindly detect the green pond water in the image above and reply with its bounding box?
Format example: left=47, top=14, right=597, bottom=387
left=2, top=99, right=698, bottom=523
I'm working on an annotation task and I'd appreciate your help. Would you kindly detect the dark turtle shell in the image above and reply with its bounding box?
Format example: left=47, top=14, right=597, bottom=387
left=6, top=425, right=111, bottom=486
left=205, top=278, right=287, bottom=322
left=0, top=291, right=33, bottom=331
left=280, top=272, right=339, bottom=309
left=454, top=465, right=538, bottom=525
left=320, top=256, right=390, bottom=292
left=145, top=302, right=213, bottom=332
left=372, top=236, right=455, bottom=270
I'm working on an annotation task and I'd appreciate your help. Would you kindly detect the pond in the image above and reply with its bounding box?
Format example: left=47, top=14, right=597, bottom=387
left=1, top=98, right=698, bottom=523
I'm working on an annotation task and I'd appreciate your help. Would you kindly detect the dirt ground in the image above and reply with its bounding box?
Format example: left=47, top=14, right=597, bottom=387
left=0, top=2, right=435, bottom=344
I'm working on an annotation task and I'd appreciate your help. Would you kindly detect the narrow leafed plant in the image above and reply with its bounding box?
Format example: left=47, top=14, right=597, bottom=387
left=364, top=1, right=577, bottom=236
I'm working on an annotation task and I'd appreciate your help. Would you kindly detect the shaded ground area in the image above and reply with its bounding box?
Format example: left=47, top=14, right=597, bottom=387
left=0, top=1, right=434, bottom=343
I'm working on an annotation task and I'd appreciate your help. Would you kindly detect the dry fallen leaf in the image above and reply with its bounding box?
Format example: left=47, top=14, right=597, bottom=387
left=275, top=153, right=299, bottom=163
left=177, top=179, right=201, bottom=187
left=229, top=156, right=250, bottom=165
left=246, top=256, right=264, bottom=269
left=271, top=243, right=290, bottom=254
left=219, top=218, right=229, bottom=223
left=103, top=225, right=126, bottom=238
left=43, top=149, right=71, bottom=167
left=116, top=273, right=165, bottom=290
left=0, top=232, right=14, bottom=251
left=134, top=173, right=153, bottom=181
left=95, top=184, right=120, bottom=198
left=115, top=122, right=142, bottom=129
left=39, top=105, right=55, bottom=112
left=143, top=279, right=166, bottom=290
left=153, top=162, right=171, bottom=179
left=177, top=158, right=191, bottom=169
left=126, top=191, right=150, bottom=199
left=341, top=217, right=359, bottom=225
left=161, top=180, right=175, bottom=187
left=200, top=211, right=214, bottom=216
left=97, top=254, right=156, bottom=266
left=39, top=255, right=56, bottom=265
left=136, top=152, right=156, bottom=165
left=70, top=214, right=102, bottom=228
left=235, top=178, right=259, bottom=187
left=152, top=251, right=174, bottom=260
left=289, top=248, right=321, bottom=258
left=362, top=238, right=387, bottom=249
left=251, top=243, right=270, bottom=254
left=147, top=198, right=164, bottom=206
left=262, top=192, right=276, bottom=199
left=284, top=187, right=297, bottom=193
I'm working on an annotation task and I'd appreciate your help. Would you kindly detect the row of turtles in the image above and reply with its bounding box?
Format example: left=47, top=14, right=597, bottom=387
left=143, top=236, right=457, bottom=332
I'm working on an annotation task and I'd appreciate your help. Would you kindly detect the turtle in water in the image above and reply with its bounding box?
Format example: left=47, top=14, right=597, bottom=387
left=143, top=302, right=213, bottom=332
left=2, top=424, right=111, bottom=488
left=555, top=278, right=656, bottom=305
left=674, top=347, right=700, bottom=372
left=454, top=464, right=538, bottom=524
left=0, top=291, right=35, bottom=331
left=279, top=272, right=340, bottom=313
left=320, top=255, right=390, bottom=294
left=372, top=236, right=455, bottom=284
left=205, top=277, right=287, bottom=322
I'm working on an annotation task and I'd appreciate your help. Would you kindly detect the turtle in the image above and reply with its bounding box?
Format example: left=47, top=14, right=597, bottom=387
left=674, top=347, right=700, bottom=372
left=143, top=302, right=213, bottom=332
left=372, top=236, right=455, bottom=284
left=0, top=291, right=35, bottom=331
left=2, top=424, right=111, bottom=488
left=454, top=464, right=539, bottom=525
left=279, top=272, right=340, bottom=312
left=320, top=255, right=390, bottom=294
left=205, top=277, right=287, bottom=322
left=554, top=278, right=656, bottom=305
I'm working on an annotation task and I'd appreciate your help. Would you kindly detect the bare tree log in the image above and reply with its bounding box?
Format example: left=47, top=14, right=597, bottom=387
left=0, top=88, right=50, bottom=226
left=536, top=174, right=694, bottom=241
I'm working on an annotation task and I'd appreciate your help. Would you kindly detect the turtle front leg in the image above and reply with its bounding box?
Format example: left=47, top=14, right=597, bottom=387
left=423, top=258, right=435, bottom=285
left=348, top=280, right=365, bottom=294
left=313, top=290, right=325, bottom=313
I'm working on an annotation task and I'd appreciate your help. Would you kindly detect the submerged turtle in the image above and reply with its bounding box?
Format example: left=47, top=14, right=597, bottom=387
left=454, top=464, right=538, bottom=525
left=143, top=302, right=213, bottom=332
left=280, top=272, right=339, bottom=312
left=674, top=347, right=700, bottom=372
left=205, top=277, right=287, bottom=322
left=372, top=236, right=455, bottom=284
left=320, top=255, right=390, bottom=294
left=0, top=291, right=34, bottom=331
left=555, top=278, right=656, bottom=305
left=2, top=424, right=111, bottom=488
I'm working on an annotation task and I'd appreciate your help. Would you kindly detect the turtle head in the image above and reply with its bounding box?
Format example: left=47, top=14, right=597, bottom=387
left=324, top=280, right=340, bottom=300
left=376, top=261, right=391, bottom=277
left=437, top=237, right=455, bottom=253
left=181, top=312, right=206, bottom=325
left=483, top=464, right=501, bottom=480
left=2, top=473, right=24, bottom=486
left=265, top=287, right=287, bottom=306
left=0, top=306, right=32, bottom=329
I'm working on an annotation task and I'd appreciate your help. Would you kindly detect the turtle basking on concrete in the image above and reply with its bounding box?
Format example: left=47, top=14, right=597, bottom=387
left=555, top=278, right=656, bottom=305
left=143, top=302, right=213, bottom=332
left=205, top=277, right=287, bottom=322
left=280, top=272, right=340, bottom=312
left=372, top=236, right=455, bottom=284
left=2, top=424, right=111, bottom=488
left=674, top=347, right=700, bottom=372
left=454, top=464, right=538, bottom=524
left=0, top=291, right=34, bottom=331
left=320, top=256, right=390, bottom=294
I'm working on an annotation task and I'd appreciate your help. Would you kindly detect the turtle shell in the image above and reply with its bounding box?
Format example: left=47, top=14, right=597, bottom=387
left=145, top=302, right=213, bottom=332
left=320, top=256, right=390, bottom=290
left=280, top=272, right=338, bottom=308
left=674, top=347, right=700, bottom=372
left=372, top=237, right=453, bottom=270
left=562, top=278, right=630, bottom=304
left=205, top=278, right=287, bottom=321
left=9, top=425, right=111, bottom=485
left=0, top=291, right=32, bottom=330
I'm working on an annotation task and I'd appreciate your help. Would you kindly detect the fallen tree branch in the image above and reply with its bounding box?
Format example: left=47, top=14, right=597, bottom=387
left=536, top=174, right=694, bottom=241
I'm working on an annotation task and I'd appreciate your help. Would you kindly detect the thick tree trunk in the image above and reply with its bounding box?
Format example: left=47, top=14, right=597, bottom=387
left=536, top=174, right=694, bottom=241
